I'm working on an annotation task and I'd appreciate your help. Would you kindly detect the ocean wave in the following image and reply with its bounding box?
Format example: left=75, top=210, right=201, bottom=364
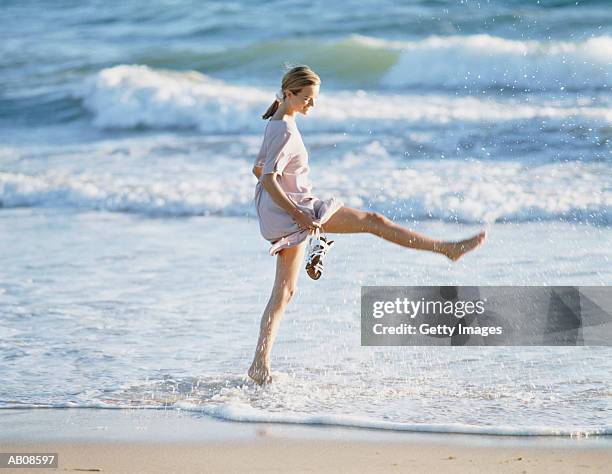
left=132, top=33, right=612, bottom=92
left=1, top=158, right=609, bottom=224
left=78, top=64, right=611, bottom=132
left=374, top=34, right=612, bottom=91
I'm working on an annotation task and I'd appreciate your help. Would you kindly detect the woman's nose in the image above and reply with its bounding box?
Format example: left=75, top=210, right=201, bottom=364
left=309, top=98, right=315, bottom=106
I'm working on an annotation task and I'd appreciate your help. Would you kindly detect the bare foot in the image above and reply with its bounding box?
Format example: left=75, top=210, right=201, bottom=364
left=440, top=230, right=487, bottom=261
left=248, top=360, right=273, bottom=386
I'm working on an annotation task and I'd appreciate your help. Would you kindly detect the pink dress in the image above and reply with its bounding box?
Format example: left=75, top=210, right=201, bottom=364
left=254, top=119, right=344, bottom=256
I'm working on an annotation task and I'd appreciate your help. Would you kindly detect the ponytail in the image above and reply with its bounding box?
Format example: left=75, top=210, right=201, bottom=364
left=261, top=99, right=280, bottom=120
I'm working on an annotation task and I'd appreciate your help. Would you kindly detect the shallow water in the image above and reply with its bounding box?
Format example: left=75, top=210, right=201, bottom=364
left=0, top=211, right=610, bottom=436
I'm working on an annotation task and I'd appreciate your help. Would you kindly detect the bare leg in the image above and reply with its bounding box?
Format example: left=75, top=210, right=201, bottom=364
left=248, top=241, right=307, bottom=385
left=321, top=207, right=486, bottom=261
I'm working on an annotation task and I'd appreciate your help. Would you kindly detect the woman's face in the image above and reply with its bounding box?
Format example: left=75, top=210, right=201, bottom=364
left=286, top=84, right=320, bottom=115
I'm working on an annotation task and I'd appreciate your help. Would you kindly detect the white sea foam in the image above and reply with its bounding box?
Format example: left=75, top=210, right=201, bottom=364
left=1, top=156, right=609, bottom=224
left=1, top=401, right=607, bottom=437
left=78, top=64, right=611, bottom=132
left=190, top=401, right=611, bottom=437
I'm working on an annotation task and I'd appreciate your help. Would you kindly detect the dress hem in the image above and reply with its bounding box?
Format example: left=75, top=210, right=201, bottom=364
left=267, top=197, right=344, bottom=256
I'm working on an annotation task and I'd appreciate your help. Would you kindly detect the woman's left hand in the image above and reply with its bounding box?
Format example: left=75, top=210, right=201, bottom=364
left=292, top=209, right=320, bottom=231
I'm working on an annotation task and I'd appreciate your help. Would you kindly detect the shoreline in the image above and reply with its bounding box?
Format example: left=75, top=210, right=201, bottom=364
left=2, top=408, right=611, bottom=446
left=2, top=409, right=611, bottom=473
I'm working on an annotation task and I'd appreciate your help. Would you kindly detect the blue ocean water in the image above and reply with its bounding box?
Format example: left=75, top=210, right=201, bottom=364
left=0, top=0, right=610, bottom=436
left=1, top=0, right=610, bottom=222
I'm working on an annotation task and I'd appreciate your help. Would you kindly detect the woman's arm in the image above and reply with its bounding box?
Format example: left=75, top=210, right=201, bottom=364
left=260, top=172, right=300, bottom=217
left=260, top=172, right=319, bottom=229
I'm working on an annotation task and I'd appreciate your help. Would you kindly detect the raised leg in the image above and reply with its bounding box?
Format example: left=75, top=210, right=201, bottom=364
left=321, top=206, right=486, bottom=261
left=248, top=241, right=307, bottom=385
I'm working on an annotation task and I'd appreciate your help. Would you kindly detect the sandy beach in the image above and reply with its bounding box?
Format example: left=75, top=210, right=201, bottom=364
left=3, top=439, right=611, bottom=473
left=2, top=409, right=611, bottom=473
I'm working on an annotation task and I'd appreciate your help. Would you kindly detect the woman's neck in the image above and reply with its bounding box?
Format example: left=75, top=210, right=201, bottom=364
left=271, top=105, right=297, bottom=123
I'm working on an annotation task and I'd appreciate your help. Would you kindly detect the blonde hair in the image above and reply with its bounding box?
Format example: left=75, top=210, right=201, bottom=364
left=262, top=64, right=321, bottom=120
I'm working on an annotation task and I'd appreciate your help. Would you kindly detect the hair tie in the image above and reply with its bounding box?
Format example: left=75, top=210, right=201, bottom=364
left=275, top=89, right=284, bottom=103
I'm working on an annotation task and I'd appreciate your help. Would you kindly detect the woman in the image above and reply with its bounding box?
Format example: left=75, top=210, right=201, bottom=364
left=248, top=65, right=486, bottom=385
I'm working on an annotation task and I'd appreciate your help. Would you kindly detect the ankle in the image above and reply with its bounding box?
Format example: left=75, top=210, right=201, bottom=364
left=433, top=241, right=448, bottom=255
left=250, top=357, right=270, bottom=369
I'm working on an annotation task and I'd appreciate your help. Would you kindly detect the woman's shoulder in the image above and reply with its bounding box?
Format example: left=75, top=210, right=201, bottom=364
left=265, top=119, right=297, bottom=143
left=267, top=118, right=297, bottom=132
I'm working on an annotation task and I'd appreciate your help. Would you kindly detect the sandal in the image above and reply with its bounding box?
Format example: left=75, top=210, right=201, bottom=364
left=305, top=227, right=335, bottom=280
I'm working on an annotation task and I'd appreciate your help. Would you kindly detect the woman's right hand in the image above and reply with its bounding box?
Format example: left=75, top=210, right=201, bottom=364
left=292, top=209, right=320, bottom=231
